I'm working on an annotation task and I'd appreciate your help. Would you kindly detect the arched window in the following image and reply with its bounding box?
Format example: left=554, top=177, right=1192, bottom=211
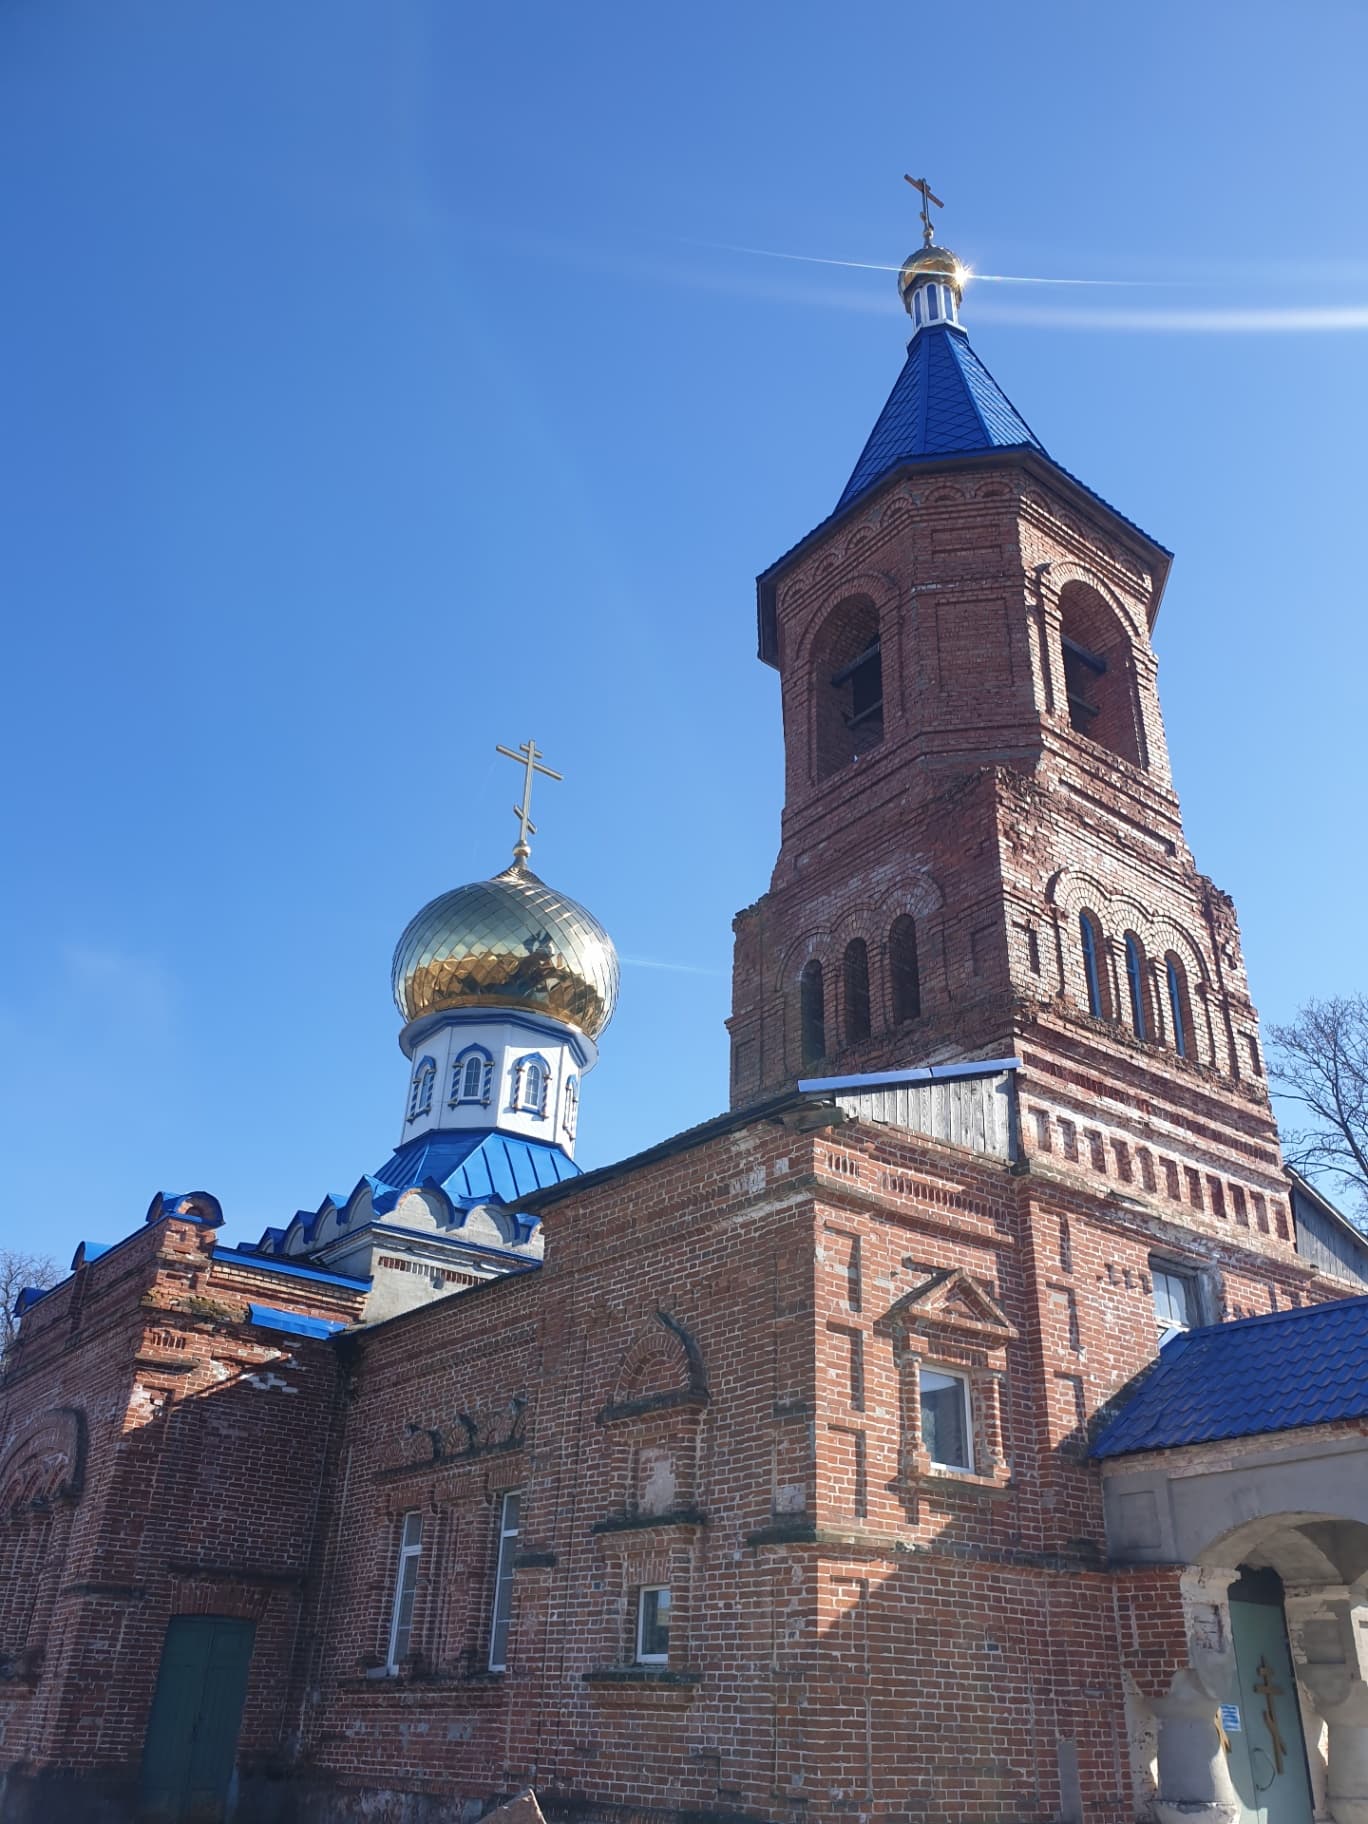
left=800, top=961, right=825, bottom=1066
left=1165, top=953, right=1193, bottom=1060
left=408, top=1057, right=436, bottom=1122
left=843, top=939, right=871, bottom=1045
left=1057, top=582, right=1145, bottom=768
left=562, top=1074, right=579, bottom=1140
left=889, top=915, right=921, bottom=1024
left=1079, top=912, right=1105, bottom=1018
left=510, top=1053, right=550, bottom=1118
left=451, top=1045, right=493, bottom=1107
left=813, top=598, right=883, bottom=780
left=1124, top=933, right=1149, bottom=1041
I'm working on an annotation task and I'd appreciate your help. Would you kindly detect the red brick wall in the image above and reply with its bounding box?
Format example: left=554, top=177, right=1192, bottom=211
left=0, top=1216, right=363, bottom=1816
left=281, top=1100, right=1354, bottom=1824
left=728, top=459, right=1282, bottom=1254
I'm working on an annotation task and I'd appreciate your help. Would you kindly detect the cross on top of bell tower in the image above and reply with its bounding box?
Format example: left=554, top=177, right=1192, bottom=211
left=903, top=174, right=945, bottom=247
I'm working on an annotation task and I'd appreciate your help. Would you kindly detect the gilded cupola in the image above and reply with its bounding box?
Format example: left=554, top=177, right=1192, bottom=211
left=391, top=859, right=620, bottom=1041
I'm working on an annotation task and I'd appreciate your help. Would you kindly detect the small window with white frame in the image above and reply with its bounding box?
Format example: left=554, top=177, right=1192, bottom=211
left=488, top=1490, right=521, bottom=1673
left=562, top=1073, right=579, bottom=1140
left=385, top=1510, right=423, bottom=1673
left=451, top=1045, right=493, bottom=1108
left=636, top=1585, right=671, bottom=1664
left=1151, top=1260, right=1203, bottom=1338
left=509, top=1053, right=550, bottom=1119
left=919, top=1366, right=974, bottom=1472
left=407, top=1057, right=436, bottom=1123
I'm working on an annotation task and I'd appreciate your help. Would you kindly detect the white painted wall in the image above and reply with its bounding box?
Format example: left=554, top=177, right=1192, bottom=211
left=396, top=1009, right=596, bottom=1153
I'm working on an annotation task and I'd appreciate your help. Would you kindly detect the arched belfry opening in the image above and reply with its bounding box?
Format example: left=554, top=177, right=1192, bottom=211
left=1057, top=582, right=1145, bottom=769
left=812, top=597, right=883, bottom=780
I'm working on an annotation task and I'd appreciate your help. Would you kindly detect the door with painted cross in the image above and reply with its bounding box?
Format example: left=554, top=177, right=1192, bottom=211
left=1224, top=1570, right=1314, bottom=1824
left=139, top=1615, right=256, bottom=1821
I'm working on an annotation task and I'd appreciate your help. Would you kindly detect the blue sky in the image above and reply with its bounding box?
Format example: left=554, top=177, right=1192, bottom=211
left=2, top=1, right=1365, bottom=1270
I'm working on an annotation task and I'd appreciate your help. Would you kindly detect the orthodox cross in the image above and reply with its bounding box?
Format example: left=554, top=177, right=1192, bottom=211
left=495, top=737, right=562, bottom=866
left=904, top=174, right=944, bottom=247
left=1252, top=1657, right=1288, bottom=1776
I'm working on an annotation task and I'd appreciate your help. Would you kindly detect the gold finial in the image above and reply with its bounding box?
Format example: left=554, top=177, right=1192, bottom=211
left=495, top=737, right=563, bottom=867
left=904, top=174, right=944, bottom=248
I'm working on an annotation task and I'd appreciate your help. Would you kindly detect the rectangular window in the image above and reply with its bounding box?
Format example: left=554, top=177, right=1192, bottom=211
left=385, top=1510, right=423, bottom=1673
left=1151, top=1263, right=1201, bottom=1334
left=636, top=1586, right=671, bottom=1664
left=920, top=1366, right=973, bottom=1471
left=488, top=1491, right=521, bottom=1673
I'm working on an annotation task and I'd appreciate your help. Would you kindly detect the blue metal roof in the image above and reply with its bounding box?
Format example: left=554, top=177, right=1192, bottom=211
left=246, top=1303, right=347, bottom=1340
left=835, top=324, right=1044, bottom=513
left=1092, top=1294, right=1368, bottom=1458
left=366, top=1128, right=580, bottom=1216
left=211, top=1245, right=371, bottom=1291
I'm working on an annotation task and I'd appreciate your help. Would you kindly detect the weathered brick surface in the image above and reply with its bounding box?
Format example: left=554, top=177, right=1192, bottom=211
left=269, top=1103, right=1348, bottom=1824
left=729, top=462, right=1279, bottom=1237
left=0, top=1216, right=364, bottom=1819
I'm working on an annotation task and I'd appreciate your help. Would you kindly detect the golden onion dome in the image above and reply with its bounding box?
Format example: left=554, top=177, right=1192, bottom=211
left=898, top=241, right=965, bottom=309
left=391, top=862, right=619, bottom=1040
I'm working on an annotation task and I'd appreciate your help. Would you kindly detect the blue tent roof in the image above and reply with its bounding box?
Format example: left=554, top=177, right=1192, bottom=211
left=835, top=323, right=1044, bottom=513
left=367, top=1128, right=580, bottom=1216
left=1092, top=1294, right=1368, bottom=1459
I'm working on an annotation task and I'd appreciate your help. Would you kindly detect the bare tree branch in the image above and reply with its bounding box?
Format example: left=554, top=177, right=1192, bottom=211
left=1270, top=995, right=1368, bottom=1225
left=0, top=1249, right=62, bottom=1360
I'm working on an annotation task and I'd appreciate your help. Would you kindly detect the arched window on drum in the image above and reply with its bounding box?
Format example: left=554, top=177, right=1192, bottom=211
left=562, top=1074, right=579, bottom=1140
left=408, top=1057, right=437, bottom=1122
left=511, top=1053, right=551, bottom=1118
left=451, top=1045, right=493, bottom=1107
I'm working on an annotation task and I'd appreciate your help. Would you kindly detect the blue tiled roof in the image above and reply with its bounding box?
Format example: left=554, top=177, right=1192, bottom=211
left=1092, top=1294, right=1368, bottom=1458
left=835, top=324, right=1044, bottom=513
left=367, top=1128, right=580, bottom=1216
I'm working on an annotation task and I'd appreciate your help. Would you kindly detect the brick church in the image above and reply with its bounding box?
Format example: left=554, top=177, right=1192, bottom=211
left=5, top=205, right=1368, bottom=1824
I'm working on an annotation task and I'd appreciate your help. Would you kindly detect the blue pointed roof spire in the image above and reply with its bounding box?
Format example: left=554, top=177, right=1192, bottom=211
left=755, top=191, right=1173, bottom=669
left=835, top=227, right=1044, bottom=513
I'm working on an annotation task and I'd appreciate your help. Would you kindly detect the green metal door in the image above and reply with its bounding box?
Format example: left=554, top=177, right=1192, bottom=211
left=140, top=1615, right=256, bottom=1821
left=1225, top=1571, right=1313, bottom=1824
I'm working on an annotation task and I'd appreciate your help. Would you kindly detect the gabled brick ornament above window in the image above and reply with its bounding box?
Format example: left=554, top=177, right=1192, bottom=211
left=879, top=1268, right=1016, bottom=1494
left=886, top=1267, right=1018, bottom=1349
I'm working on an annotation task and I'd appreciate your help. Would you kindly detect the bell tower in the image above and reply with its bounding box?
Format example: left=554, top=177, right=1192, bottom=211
left=729, top=191, right=1288, bottom=1231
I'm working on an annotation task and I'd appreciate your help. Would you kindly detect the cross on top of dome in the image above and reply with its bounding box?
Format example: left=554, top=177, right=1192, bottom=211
left=495, top=736, right=562, bottom=867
